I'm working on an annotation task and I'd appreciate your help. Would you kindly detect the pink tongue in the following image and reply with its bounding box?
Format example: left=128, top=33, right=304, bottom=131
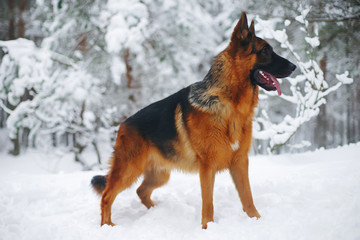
left=269, top=74, right=282, bottom=96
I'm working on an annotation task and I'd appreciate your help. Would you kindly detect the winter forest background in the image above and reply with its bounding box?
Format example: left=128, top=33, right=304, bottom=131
left=0, top=0, right=359, bottom=169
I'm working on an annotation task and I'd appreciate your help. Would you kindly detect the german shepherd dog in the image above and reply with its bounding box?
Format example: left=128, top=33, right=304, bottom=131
left=91, top=12, right=296, bottom=229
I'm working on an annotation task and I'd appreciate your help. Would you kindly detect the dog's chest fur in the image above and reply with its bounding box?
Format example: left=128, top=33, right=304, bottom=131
left=184, top=81, right=257, bottom=169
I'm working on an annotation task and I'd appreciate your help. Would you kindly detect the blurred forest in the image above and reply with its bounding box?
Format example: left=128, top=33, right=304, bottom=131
left=0, top=0, right=359, bottom=166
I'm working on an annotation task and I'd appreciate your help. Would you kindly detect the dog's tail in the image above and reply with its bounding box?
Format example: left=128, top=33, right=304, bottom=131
left=91, top=175, right=108, bottom=195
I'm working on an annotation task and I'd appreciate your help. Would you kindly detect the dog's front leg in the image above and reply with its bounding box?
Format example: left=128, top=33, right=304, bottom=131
left=230, top=156, right=261, bottom=219
left=199, top=163, right=215, bottom=229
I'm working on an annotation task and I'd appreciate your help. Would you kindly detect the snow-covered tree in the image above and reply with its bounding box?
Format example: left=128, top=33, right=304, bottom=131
left=0, top=0, right=357, bottom=165
left=252, top=9, right=353, bottom=152
left=0, top=38, right=104, bottom=164
left=104, top=0, right=221, bottom=107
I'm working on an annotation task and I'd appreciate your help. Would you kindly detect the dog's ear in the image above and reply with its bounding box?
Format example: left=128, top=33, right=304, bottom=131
left=231, top=12, right=253, bottom=45
left=249, top=20, right=255, bottom=36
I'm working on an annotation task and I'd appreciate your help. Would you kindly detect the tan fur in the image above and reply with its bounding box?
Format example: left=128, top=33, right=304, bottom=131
left=99, top=12, right=264, bottom=229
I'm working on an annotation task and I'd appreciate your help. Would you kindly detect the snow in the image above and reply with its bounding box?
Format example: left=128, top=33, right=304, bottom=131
left=305, top=36, right=320, bottom=48
left=295, top=8, right=310, bottom=26
left=1, top=144, right=360, bottom=240
left=284, top=19, right=291, bottom=27
left=336, top=71, right=354, bottom=84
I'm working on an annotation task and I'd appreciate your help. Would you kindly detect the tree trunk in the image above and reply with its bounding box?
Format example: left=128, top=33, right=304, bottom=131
left=8, top=0, right=15, bottom=40
left=92, top=141, right=102, bottom=164
left=123, top=48, right=134, bottom=88
left=18, top=0, right=26, bottom=38
left=77, top=32, right=88, bottom=56
left=0, top=100, right=6, bottom=128
left=10, top=130, right=20, bottom=156
left=315, top=54, right=328, bottom=148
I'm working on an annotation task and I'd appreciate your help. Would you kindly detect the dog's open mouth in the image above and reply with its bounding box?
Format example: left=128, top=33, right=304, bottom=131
left=254, top=69, right=282, bottom=96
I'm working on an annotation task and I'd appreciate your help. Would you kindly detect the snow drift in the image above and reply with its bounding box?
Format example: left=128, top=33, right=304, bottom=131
left=0, top=144, right=360, bottom=240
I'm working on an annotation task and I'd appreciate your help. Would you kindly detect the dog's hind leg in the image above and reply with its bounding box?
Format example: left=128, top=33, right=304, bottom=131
left=136, top=167, right=170, bottom=209
left=100, top=158, right=145, bottom=226
left=100, top=128, right=149, bottom=226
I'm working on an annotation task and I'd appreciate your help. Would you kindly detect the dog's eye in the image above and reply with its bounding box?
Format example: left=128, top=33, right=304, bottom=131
left=261, top=46, right=270, bottom=56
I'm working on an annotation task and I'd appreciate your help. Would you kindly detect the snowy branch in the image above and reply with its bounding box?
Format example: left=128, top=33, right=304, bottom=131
left=253, top=9, right=353, bottom=152
left=0, top=100, right=13, bottom=114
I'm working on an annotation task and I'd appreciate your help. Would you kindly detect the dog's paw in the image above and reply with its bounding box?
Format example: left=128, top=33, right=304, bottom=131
left=244, top=208, right=261, bottom=219
left=201, top=218, right=214, bottom=229
left=101, top=221, right=115, bottom=227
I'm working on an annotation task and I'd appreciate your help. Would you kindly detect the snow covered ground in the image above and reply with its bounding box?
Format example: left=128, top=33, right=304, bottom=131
left=1, top=144, right=360, bottom=240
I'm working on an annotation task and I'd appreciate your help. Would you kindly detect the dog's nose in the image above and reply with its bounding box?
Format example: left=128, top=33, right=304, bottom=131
left=290, top=62, right=296, bottom=72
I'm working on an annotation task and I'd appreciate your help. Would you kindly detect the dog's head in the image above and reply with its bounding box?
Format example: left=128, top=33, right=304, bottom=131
left=228, top=12, right=296, bottom=95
